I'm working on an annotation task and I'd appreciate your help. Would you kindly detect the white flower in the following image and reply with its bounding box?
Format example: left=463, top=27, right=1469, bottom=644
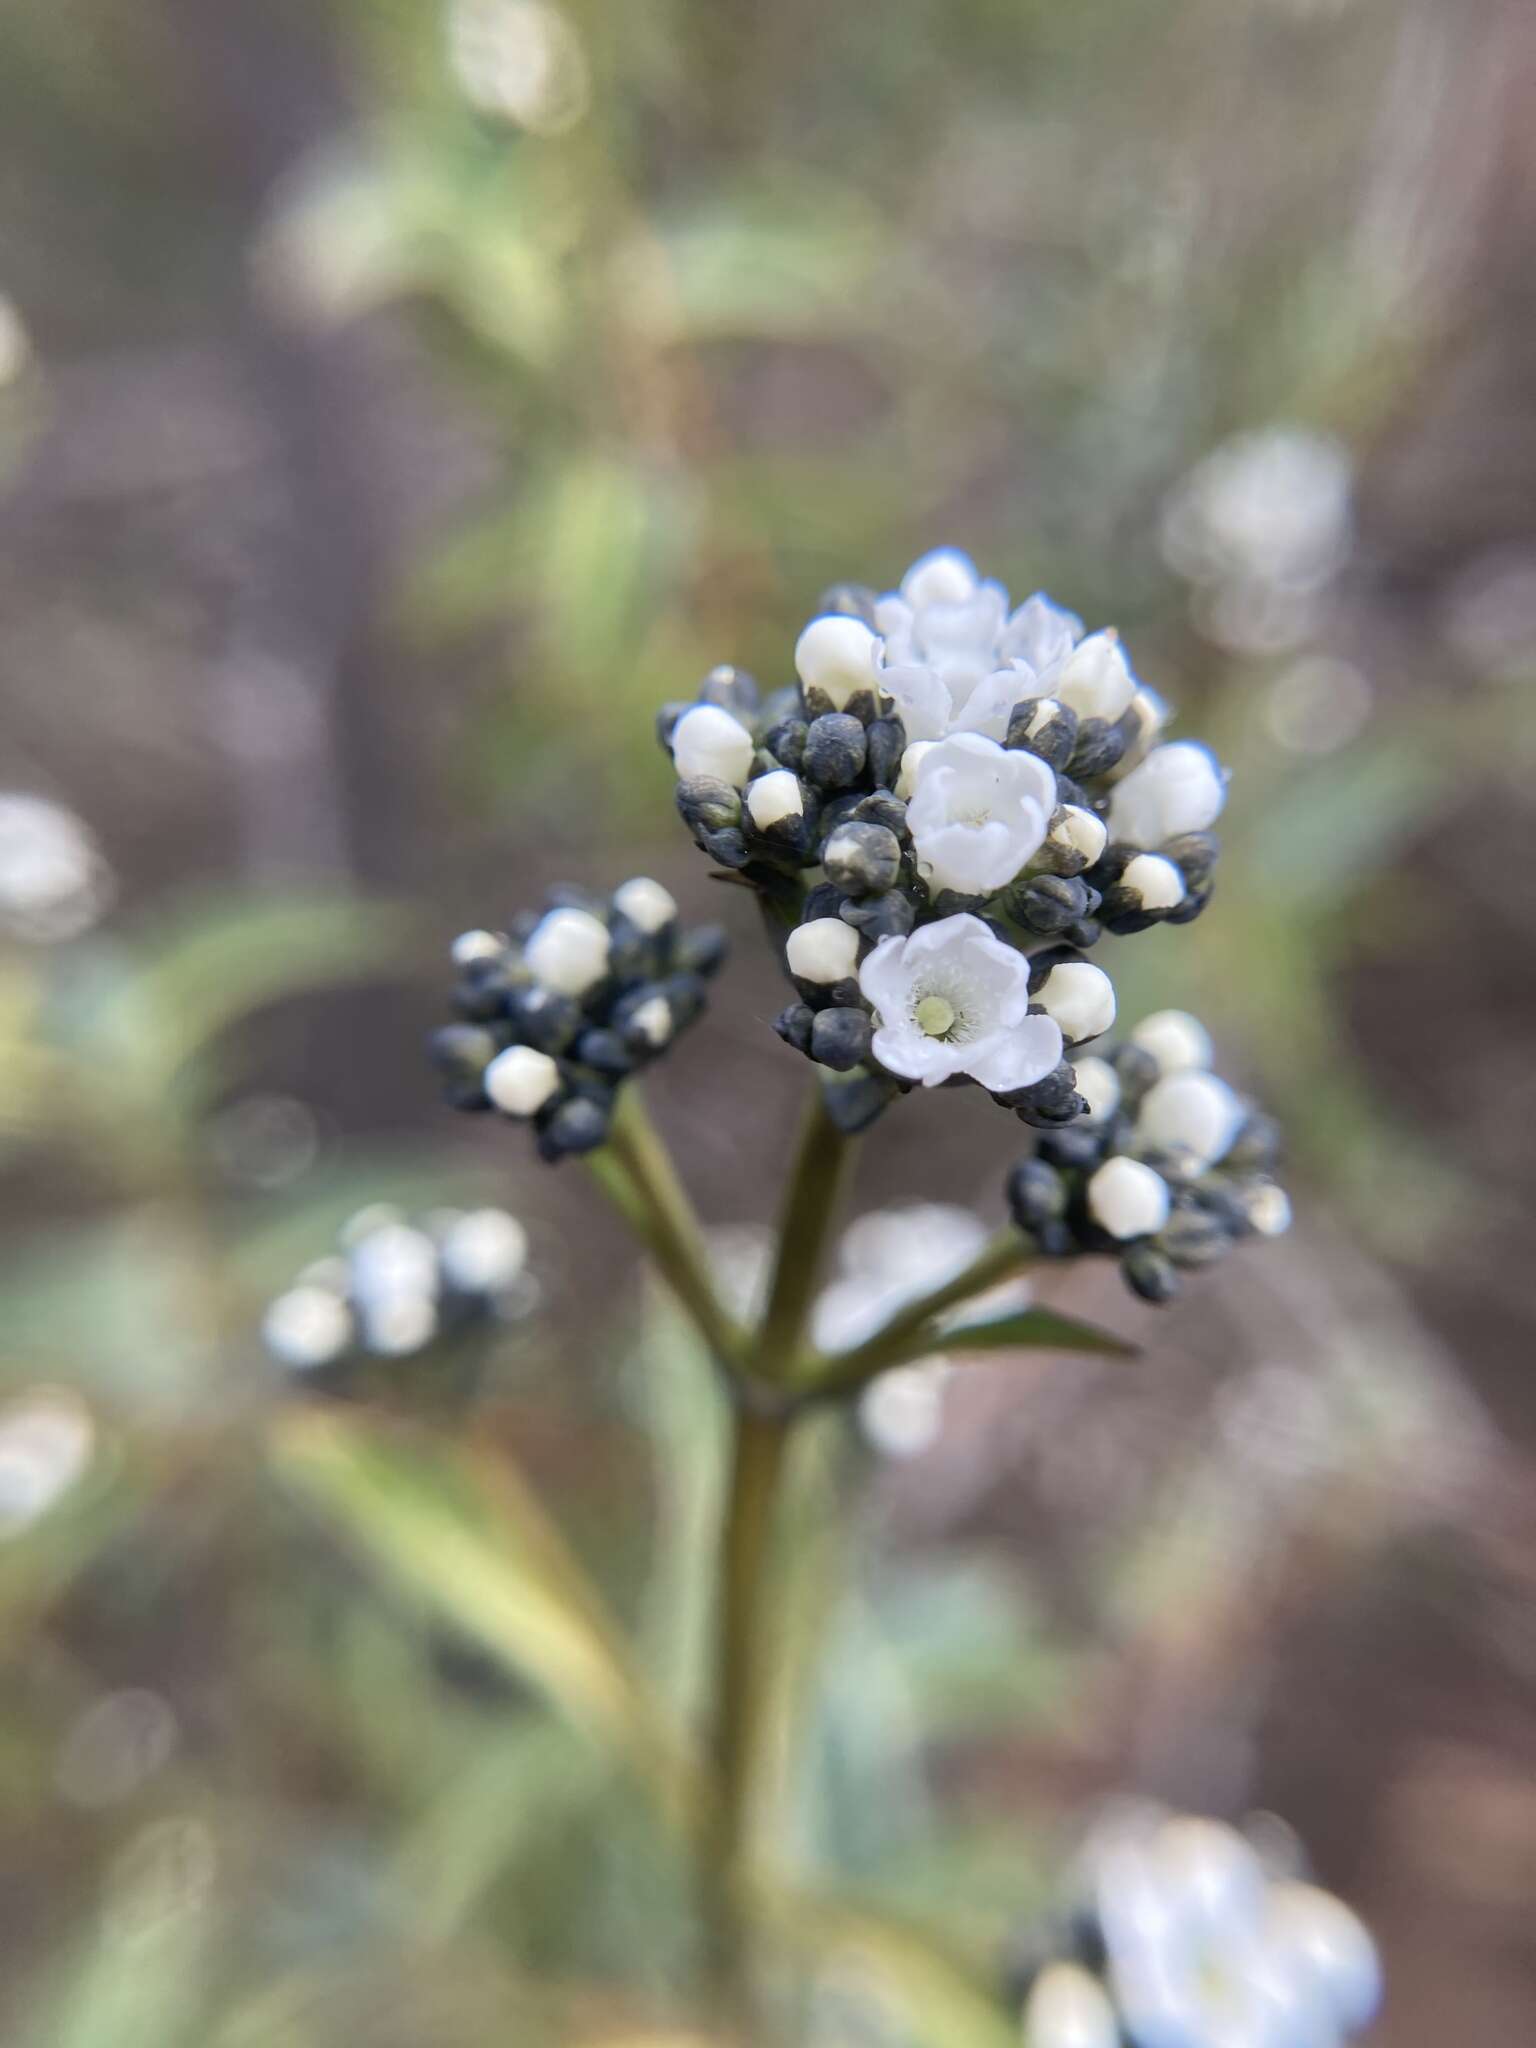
left=1162, top=427, right=1352, bottom=595
left=359, top=1293, right=438, bottom=1356
left=484, top=1044, right=562, bottom=1116
left=0, top=1392, right=95, bottom=1537
left=859, top=914, right=1062, bottom=1092
left=794, top=615, right=881, bottom=708
left=1021, top=1962, right=1120, bottom=2048
left=745, top=768, right=804, bottom=830
left=262, top=1284, right=352, bottom=1370
left=1087, top=1156, right=1170, bottom=1240
left=1090, top=1809, right=1381, bottom=2048
left=1136, top=1070, right=1244, bottom=1170
left=906, top=732, right=1056, bottom=897
left=857, top=1364, right=951, bottom=1459
left=671, top=702, right=755, bottom=786
left=1033, top=960, right=1116, bottom=1046
left=869, top=550, right=1138, bottom=741
left=895, top=741, right=938, bottom=799
left=348, top=1222, right=439, bottom=1305
left=786, top=916, right=860, bottom=984
left=525, top=906, right=611, bottom=995
left=813, top=1203, right=992, bottom=1353
left=1130, top=1009, right=1212, bottom=1075
left=1108, top=742, right=1226, bottom=849
left=0, top=793, right=113, bottom=943
left=447, top=0, right=591, bottom=136
left=611, top=876, right=676, bottom=933
left=438, top=1208, right=528, bottom=1293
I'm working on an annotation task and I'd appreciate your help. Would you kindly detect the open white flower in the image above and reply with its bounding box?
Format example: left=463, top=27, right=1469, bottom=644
left=859, top=913, right=1062, bottom=1092
left=1090, top=1810, right=1380, bottom=2048
left=1108, top=741, right=1226, bottom=849
left=906, top=732, right=1056, bottom=897
left=871, top=550, right=1136, bottom=741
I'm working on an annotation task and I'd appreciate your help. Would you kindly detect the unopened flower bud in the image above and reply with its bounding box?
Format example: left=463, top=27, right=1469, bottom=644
left=430, top=1023, right=498, bottom=1108
left=745, top=767, right=807, bottom=833
left=810, top=1007, right=873, bottom=1070
left=671, top=703, right=755, bottom=786
left=1088, top=1155, right=1171, bottom=1238
left=536, top=1094, right=612, bottom=1160
left=1244, top=1181, right=1292, bottom=1236
left=1021, top=1963, right=1119, bottom=2048
left=1130, top=1009, right=1212, bottom=1074
left=696, top=663, right=759, bottom=718
left=451, top=928, right=505, bottom=968
left=1055, top=630, right=1136, bottom=722
left=1007, top=1156, right=1069, bottom=1231
left=1109, top=740, right=1226, bottom=847
left=773, top=1002, right=815, bottom=1053
left=824, top=821, right=902, bottom=897
left=1122, top=1240, right=1180, bottom=1301
left=1073, top=1054, right=1121, bottom=1122
left=865, top=716, right=906, bottom=790
left=484, top=1044, right=562, bottom=1118
left=264, top=1285, right=352, bottom=1370
left=675, top=775, right=742, bottom=839
left=1010, top=872, right=1095, bottom=936
left=1034, top=960, right=1116, bottom=1045
left=611, top=876, right=677, bottom=934
left=895, top=741, right=937, bottom=800
left=1157, top=1202, right=1232, bottom=1267
left=802, top=712, right=868, bottom=790
left=786, top=916, right=861, bottom=984
left=762, top=717, right=808, bottom=771
left=525, top=907, right=611, bottom=996
left=838, top=888, right=916, bottom=941
left=1119, top=852, right=1187, bottom=911
left=1040, top=803, right=1108, bottom=877
left=1067, top=715, right=1127, bottom=780
left=674, top=922, right=728, bottom=977
left=1137, top=1069, right=1243, bottom=1169
left=794, top=615, right=879, bottom=710
left=1006, top=696, right=1078, bottom=771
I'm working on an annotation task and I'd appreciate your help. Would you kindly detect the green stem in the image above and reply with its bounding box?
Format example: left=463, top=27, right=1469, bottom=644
left=756, top=1085, right=859, bottom=1381
left=590, top=1084, right=746, bottom=1369
left=797, top=1227, right=1032, bottom=1398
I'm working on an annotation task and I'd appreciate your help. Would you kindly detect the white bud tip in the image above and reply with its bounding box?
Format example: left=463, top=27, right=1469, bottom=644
left=1266, top=1881, right=1382, bottom=2031
left=1049, top=804, right=1108, bottom=866
left=262, top=1285, right=352, bottom=1369
left=794, top=615, right=879, bottom=707
left=785, top=916, right=860, bottom=985
left=484, top=1044, right=562, bottom=1117
left=1130, top=1008, right=1213, bottom=1074
left=745, top=767, right=805, bottom=830
left=1136, top=1069, right=1244, bottom=1169
left=1021, top=1962, right=1120, bottom=2048
left=612, top=876, right=676, bottom=933
left=1121, top=852, right=1187, bottom=911
left=1247, top=1182, right=1292, bottom=1237
left=895, top=740, right=938, bottom=800
left=439, top=1207, right=529, bottom=1293
left=1087, top=1155, right=1171, bottom=1240
left=1036, top=961, right=1117, bottom=1045
left=524, top=906, right=611, bottom=996
left=630, top=993, right=672, bottom=1046
left=361, top=1294, right=437, bottom=1356
left=671, top=702, right=756, bottom=786
left=451, top=928, right=504, bottom=967
left=1072, top=1054, right=1121, bottom=1123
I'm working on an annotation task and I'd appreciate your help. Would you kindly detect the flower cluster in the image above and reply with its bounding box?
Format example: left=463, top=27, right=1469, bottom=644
left=261, top=1204, right=536, bottom=1386
left=661, top=550, right=1227, bottom=1131
left=1016, top=1804, right=1380, bottom=2048
left=429, top=878, right=726, bottom=1160
left=1004, top=1011, right=1289, bottom=1303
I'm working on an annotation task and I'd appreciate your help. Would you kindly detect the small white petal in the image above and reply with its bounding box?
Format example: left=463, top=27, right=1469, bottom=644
left=1087, top=1156, right=1170, bottom=1239
left=786, top=916, right=860, bottom=984
left=525, top=906, right=611, bottom=996
left=795, top=615, right=879, bottom=708
left=1121, top=852, right=1187, bottom=911
left=671, top=702, right=755, bottom=786
left=1265, top=1882, right=1382, bottom=2031
left=1054, top=630, right=1136, bottom=722
left=1154, top=1817, right=1269, bottom=1939
left=900, top=546, right=980, bottom=609
left=1073, top=1055, right=1121, bottom=1122
left=1130, top=1009, right=1213, bottom=1075
left=1048, top=804, right=1108, bottom=867
left=1137, top=1070, right=1244, bottom=1169
left=1021, top=1962, right=1120, bottom=2048
left=1035, top=961, right=1116, bottom=1046
left=484, top=1044, right=562, bottom=1117
left=1108, top=741, right=1226, bottom=847
left=612, top=876, right=676, bottom=933
left=895, top=740, right=938, bottom=799
left=908, top=732, right=1053, bottom=897
left=630, top=993, right=672, bottom=1045
left=439, top=1208, right=528, bottom=1293
left=745, top=768, right=804, bottom=830
left=263, top=1285, right=351, bottom=1369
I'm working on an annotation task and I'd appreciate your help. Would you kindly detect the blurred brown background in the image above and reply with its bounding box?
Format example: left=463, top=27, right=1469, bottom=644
left=2, top=1, right=1535, bottom=2042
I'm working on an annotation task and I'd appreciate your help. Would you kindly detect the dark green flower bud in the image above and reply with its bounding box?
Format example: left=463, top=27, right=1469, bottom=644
left=536, top=1094, right=612, bottom=1161
left=1006, top=1157, right=1068, bottom=1231
left=762, top=718, right=808, bottom=772
left=822, top=1069, right=901, bottom=1134
left=810, top=1007, right=873, bottom=1071
left=838, top=888, right=916, bottom=941
left=865, top=716, right=907, bottom=790
left=1008, top=873, right=1097, bottom=936
left=1004, top=1059, right=1088, bottom=1126
left=1006, top=696, right=1078, bottom=771
left=674, top=923, right=728, bottom=978
left=1068, top=716, right=1127, bottom=780
left=1156, top=1203, right=1232, bottom=1269
left=847, top=789, right=907, bottom=837
left=774, top=1002, right=815, bottom=1054
left=430, top=1024, right=498, bottom=1109
left=1038, top=1124, right=1106, bottom=1171
left=801, top=881, right=845, bottom=923
left=802, top=713, right=868, bottom=790
left=508, top=986, right=583, bottom=1053
left=676, top=775, right=742, bottom=837
left=697, top=663, right=760, bottom=717
left=1225, top=1111, right=1283, bottom=1172
left=699, top=826, right=752, bottom=870
left=1163, top=831, right=1219, bottom=889
left=824, top=821, right=902, bottom=897
left=1121, top=1242, right=1180, bottom=1303
left=814, top=581, right=879, bottom=627
left=574, top=1027, right=634, bottom=1077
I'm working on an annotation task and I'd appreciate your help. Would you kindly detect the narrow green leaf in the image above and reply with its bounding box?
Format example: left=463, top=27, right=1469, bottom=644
left=270, top=1410, right=706, bottom=1838
left=938, top=1304, right=1137, bottom=1359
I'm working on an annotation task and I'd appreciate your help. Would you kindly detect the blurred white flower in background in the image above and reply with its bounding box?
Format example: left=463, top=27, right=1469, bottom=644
left=0, top=792, right=114, bottom=943
left=0, top=293, right=32, bottom=386
left=446, top=0, right=591, bottom=134
left=56, top=1689, right=179, bottom=1809
left=1161, top=428, right=1353, bottom=655
left=1263, top=654, right=1374, bottom=755
left=0, top=1390, right=95, bottom=1538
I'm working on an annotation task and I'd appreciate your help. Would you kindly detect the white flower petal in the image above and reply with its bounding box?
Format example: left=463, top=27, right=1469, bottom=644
left=1130, top=1009, right=1213, bottom=1074
left=907, top=733, right=1054, bottom=897
left=1021, top=1963, right=1120, bottom=2048
left=964, top=1012, right=1064, bottom=1094
left=900, top=546, right=981, bottom=609
left=879, top=661, right=952, bottom=743
left=1109, top=741, right=1227, bottom=847
left=795, top=615, right=880, bottom=707
left=1265, top=1883, right=1382, bottom=2032
left=1055, top=630, right=1137, bottom=722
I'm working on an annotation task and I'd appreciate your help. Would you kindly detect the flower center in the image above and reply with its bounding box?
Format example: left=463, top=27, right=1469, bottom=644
left=915, top=993, right=957, bottom=1037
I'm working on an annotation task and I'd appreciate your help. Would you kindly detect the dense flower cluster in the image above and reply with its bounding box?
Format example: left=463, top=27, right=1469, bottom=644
left=1004, top=1010, right=1289, bottom=1303
left=1016, top=1805, right=1380, bottom=2048
left=262, top=1203, right=536, bottom=1386
left=662, top=550, right=1226, bottom=1132
left=429, top=878, right=726, bottom=1160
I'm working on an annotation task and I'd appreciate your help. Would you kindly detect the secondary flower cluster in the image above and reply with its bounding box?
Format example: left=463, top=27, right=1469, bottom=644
left=429, top=878, right=726, bottom=1160
left=662, top=550, right=1227, bottom=1131
left=261, top=1204, right=536, bottom=1387
left=1016, top=1804, right=1380, bottom=2048
left=1005, top=1011, right=1290, bottom=1303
